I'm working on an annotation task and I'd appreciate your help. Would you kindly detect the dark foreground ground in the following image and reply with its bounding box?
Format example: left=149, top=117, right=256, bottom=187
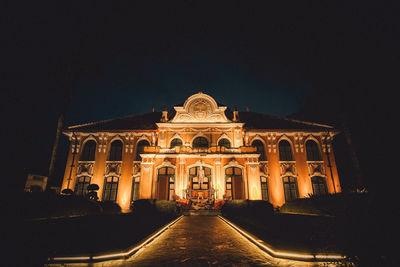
left=47, top=216, right=322, bottom=267
left=21, top=212, right=177, bottom=266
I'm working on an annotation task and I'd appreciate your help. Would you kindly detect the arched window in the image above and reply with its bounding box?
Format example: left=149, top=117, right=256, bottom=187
left=282, top=176, right=298, bottom=201
left=108, top=140, right=123, bottom=161
left=103, top=176, right=119, bottom=202
left=170, top=138, right=183, bottom=148
left=192, top=136, right=209, bottom=148
left=225, top=167, right=243, bottom=200
left=157, top=167, right=175, bottom=200
left=218, top=138, right=231, bottom=148
left=260, top=176, right=269, bottom=201
left=189, top=166, right=212, bottom=190
left=306, top=140, right=322, bottom=161
left=74, top=176, right=91, bottom=196
left=80, top=140, right=96, bottom=161
left=135, top=140, right=150, bottom=161
left=252, top=140, right=266, bottom=161
left=279, top=140, right=294, bottom=161
left=311, top=176, right=328, bottom=196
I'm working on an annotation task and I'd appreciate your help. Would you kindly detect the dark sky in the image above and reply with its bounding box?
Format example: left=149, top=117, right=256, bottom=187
left=4, top=1, right=398, bottom=190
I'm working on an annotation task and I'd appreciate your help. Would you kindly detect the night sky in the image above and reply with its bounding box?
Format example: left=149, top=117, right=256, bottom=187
left=4, top=1, right=398, bottom=193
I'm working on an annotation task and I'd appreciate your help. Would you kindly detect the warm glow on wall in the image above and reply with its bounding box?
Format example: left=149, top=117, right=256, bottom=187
left=251, top=185, right=259, bottom=200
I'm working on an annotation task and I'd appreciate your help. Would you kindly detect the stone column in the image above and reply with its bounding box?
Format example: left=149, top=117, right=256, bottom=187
left=92, top=134, right=108, bottom=200
left=245, top=159, right=261, bottom=200
left=177, top=157, right=186, bottom=199
left=267, top=136, right=285, bottom=207
left=214, top=158, right=222, bottom=199
left=139, top=159, right=154, bottom=199
left=117, top=138, right=134, bottom=212
left=294, top=134, right=312, bottom=198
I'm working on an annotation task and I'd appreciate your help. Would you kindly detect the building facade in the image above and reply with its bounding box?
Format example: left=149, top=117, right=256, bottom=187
left=61, top=92, right=341, bottom=211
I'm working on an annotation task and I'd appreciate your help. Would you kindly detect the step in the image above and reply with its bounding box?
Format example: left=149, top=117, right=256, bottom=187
left=183, top=210, right=221, bottom=216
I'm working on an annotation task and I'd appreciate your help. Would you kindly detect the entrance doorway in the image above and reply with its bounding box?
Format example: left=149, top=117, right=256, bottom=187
left=156, top=167, right=175, bottom=200
left=225, top=167, right=243, bottom=199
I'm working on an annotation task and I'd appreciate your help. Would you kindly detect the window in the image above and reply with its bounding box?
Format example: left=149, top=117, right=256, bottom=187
left=103, top=176, right=119, bottom=202
left=157, top=167, right=175, bottom=200
left=279, top=140, right=294, bottom=161
left=218, top=138, right=231, bottom=148
left=225, top=167, right=243, bottom=199
left=306, top=140, right=322, bottom=161
left=311, top=176, right=328, bottom=196
left=260, top=176, right=269, bottom=201
left=80, top=140, right=96, bottom=161
left=252, top=140, right=266, bottom=161
left=135, top=140, right=150, bottom=161
left=282, top=176, right=298, bottom=201
left=170, top=138, right=183, bottom=148
left=74, top=176, right=91, bottom=196
left=108, top=140, right=123, bottom=161
left=192, top=136, right=209, bottom=148
left=189, top=166, right=211, bottom=190
left=131, top=176, right=140, bottom=202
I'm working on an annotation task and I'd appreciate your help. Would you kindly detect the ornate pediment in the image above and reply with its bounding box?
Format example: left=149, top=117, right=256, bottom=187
left=170, top=92, right=231, bottom=123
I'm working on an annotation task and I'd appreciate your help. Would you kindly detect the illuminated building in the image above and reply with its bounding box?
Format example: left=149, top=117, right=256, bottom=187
left=60, top=92, right=341, bottom=211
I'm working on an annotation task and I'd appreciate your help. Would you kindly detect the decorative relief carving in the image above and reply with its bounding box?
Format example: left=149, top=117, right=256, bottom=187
left=133, top=163, right=140, bottom=175
left=280, top=162, right=297, bottom=176
left=260, top=162, right=269, bottom=176
left=105, top=162, right=121, bottom=176
left=308, top=162, right=325, bottom=176
left=77, top=162, right=94, bottom=175
left=170, top=92, right=230, bottom=123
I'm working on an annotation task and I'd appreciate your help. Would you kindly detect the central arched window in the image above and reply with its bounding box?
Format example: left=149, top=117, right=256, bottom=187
left=279, top=140, right=294, bottom=161
left=260, top=176, right=269, bottom=201
left=74, top=176, right=91, bottom=196
left=170, top=138, right=183, bottom=148
left=218, top=138, right=231, bottom=148
left=135, top=140, right=150, bottom=161
left=252, top=140, right=266, bottom=161
left=311, top=176, right=328, bottom=196
left=108, top=140, right=123, bottom=161
left=80, top=140, right=96, bottom=161
left=306, top=140, right=322, bottom=161
left=225, top=167, right=243, bottom=200
left=103, top=176, right=119, bottom=202
left=282, top=176, right=298, bottom=201
left=157, top=167, right=175, bottom=200
left=192, top=136, right=209, bottom=148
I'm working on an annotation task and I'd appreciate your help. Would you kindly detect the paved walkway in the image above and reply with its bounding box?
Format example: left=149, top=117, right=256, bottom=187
left=51, top=216, right=320, bottom=266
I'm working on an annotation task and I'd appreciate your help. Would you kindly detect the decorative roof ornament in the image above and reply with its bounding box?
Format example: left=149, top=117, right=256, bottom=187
left=170, top=92, right=231, bottom=123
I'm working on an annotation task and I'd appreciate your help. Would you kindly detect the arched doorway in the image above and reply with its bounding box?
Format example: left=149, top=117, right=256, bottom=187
left=225, top=167, right=243, bottom=200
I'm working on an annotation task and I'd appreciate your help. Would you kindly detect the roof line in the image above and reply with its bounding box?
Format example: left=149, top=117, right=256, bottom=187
left=239, top=111, right=334, bottom=129
left=67, top=112, right=160, bottom=130
left=282, top=117, right=334, bottom=129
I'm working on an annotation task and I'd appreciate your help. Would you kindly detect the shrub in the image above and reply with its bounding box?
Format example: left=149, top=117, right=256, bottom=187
left=131, top=199, right=181, bottom=216
left=99, top=201, right=122, bottom=214
left=221, top=200, right=274, bottom=220
left=155, top=200, right=180, bottom=216
left=214, top=200, right=225, bottom=210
